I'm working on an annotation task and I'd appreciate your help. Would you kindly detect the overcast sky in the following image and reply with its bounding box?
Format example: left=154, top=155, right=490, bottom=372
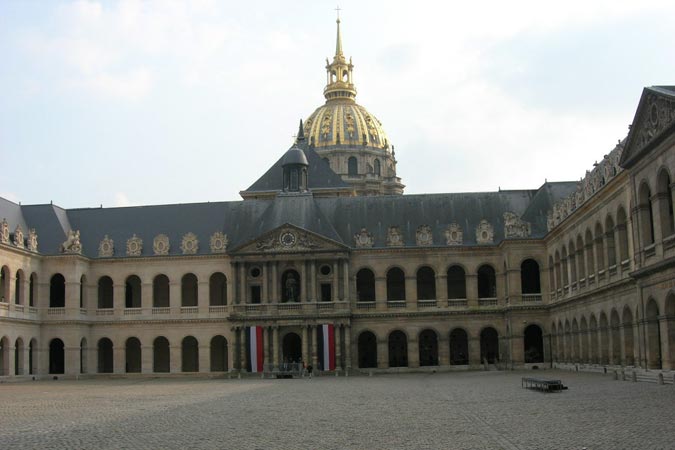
left=1, top=0, right=674, bottom=208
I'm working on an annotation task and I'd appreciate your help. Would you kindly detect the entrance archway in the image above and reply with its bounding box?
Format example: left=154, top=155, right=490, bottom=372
left=418, top=329, right=438, bottom=366
left=49, top=338, right=65, bottom=374
left=450, top=328, right=468, bottom=365
left=357, top=331, right=377, bottom=368
left=388, top=330, right=408, bottom=367
left=523, top=324, right=544, bottom=363
left=480, top=327, right=499, bottom=364
left=282, top=332, right=302, bottom=362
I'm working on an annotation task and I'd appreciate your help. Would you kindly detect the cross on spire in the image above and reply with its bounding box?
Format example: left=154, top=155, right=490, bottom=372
left=335, top=5, right=341, bottom=20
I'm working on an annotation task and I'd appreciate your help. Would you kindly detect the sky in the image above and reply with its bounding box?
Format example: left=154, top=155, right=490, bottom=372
left=1, top=0, right=674, bottom=209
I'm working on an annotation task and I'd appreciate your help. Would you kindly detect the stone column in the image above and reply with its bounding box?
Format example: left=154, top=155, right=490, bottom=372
left=239, top=327, right=247, bottom=372
left=239, top=263, right=247, bottom=304
left=659, top=316, right=672, bottom=370
left=261, top=263, right=268, bottom=303
left=169, top=282, right=180, bottom=311
left=272, top=326, right=280, bottom=366
left=344, top=325, right=352, bottom=371
left=332, top=262, right=339, bottom=302
left=437, top=274, right=448, bottom=302
left=408, top=336, right=419, bottom=368
left=113, top=344, right=125, bottom=374
left=342, top=260, right=349, bottom=301
left=377, top=337, right=388, bottom=369
left=271, top=262, right=278, bottom=303
left=466, top=274, right=478, bottom=308
left=65, top=345, right=80, bottom=377
left=141, top=282, right=152, bottom=312
left=113, top=282, right=125, bottom=315
left=468, top=336, right=481, bottom=369
left=302, top=325, right=309, bottom=365
left=335, top=325, right=342, bottom=370
left=263, top=326, right=269, bottom=366
left=405, top=276, right=416, bottom=307
left=199, top=345, right=209, bottom=373
left=311, top=326, right=319, bottom=369
left=170, top=345, right=181, bottom=373
left=141, top=345, right=153, bottom=374
left=438, top=333, right=450, bottom=366
left=310, top=261, right=317, bottom=302
left=375, top=276, right=386, bottom=310
left=301, top=262, right=308, bottom=303
left=197, top=281, right=208, bottom=312
left=510, top=334, right=524, bottom=367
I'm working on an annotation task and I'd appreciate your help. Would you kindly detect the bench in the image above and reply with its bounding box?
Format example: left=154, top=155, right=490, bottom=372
left=522, top=377, right=567, bottom=392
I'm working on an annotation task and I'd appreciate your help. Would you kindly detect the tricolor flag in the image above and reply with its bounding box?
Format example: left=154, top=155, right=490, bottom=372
left=246, top=326, right=264, bottom=373
left=317, top=324, right=335, bottom=371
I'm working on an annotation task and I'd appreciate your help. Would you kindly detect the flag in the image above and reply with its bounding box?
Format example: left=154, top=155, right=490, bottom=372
left=317, top=324, right=335, bottom=371
left=246, top=326, right=264, bottom=373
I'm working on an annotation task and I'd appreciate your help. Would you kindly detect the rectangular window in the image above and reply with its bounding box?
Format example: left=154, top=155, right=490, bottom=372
left=250, top=286, right=261, bottom=304
left=321, top=283, right=332, bottom=302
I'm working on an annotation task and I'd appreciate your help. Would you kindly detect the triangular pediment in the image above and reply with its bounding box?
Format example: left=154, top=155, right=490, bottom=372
left=231, top=223, right=349, bottom=254
left=621, top=86, right=675, bottom=168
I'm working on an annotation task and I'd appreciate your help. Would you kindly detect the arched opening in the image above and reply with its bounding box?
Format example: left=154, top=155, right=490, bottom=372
left=666, top=295, right=675, bottom=368
left=561, top=246, right=569, bottom=287
left=14, top=269, right=24, bottom=305
left=210, top=335, right=228, bottom=372
left=80, top=338, right=87, bottom=374
left=562, top=320, right=570, bottom=362
left=599, top=313, right=609, bottom=365
left=181, top=274, right=198, bottom=307
left=520, top=259, right=541, bottom=295
left=98, top=276, right=114, bottom=309
left=416, top=266, right=436, bottom=300
left=447, top=266, right=466, bottom=299
left=523, top=325, right=544, bottom=363
left=14, top=338, right=24, bottom=375
left=616, top=207, right=630, bottom=263
left=209, top=273, right=227, bottom=306
left=125, top=275, right=141, bottom=308
left=356, top=268, right=375, bottom=302
left=571, top=319, right=580, bottom=362
left=610, top=310, right=621, bottom=364
left=449, top=328, right=468, bottom=365
left=645, top=299, right=661, bottom=369
left=568, top=241, right=577, bottom=284
left=418, top=329, right=438, bottom=366
left=480, top=327, right=499, bottom=364
left=585, top=229, right=595, bottom=276
left=589, top=315, right=599, bottom=364
left=125, top=337, right=141, bottom=373
left=97, top=338, right=114, bottom=373
left=153, top=274, right=170, bottom=307
left=347, top=157, right=358, bottom=176
left=79, top=275, right=86, bottom=308
left=357, top=331, right=377, bottom=368
left=182, top=336, right=199, bottom=372
left=388, top=330, right=408, bottom=367
left=639, top=183, right=655, bottom=246
left=622, top=306, right=635, bottom=366
left=0, top=336, right=8, bottom=375
left=0, top=266, right=9, bottom=302
left=374, top=159, right=381, bottom=176
left=49, top=338, right=65, bottom=374
left=386, top=267, right=405, bottom=301
left=657, top=169, right=674, bottom=237
left=281, top=269, right=301, bottom=303
left=282, top=332, right=302, bottom=362
left=49, top=273, right=65, bottom=308
left=153, top=337, right=170, bottom=373
left=29, top=273, right=37, bottom=307
left=579, top=317, right=589, bottom=362
left=550, top=323, right=558, bottom=361
left=554, top=251, right=561, bottom=291
left=477, top=265, right=496, bottom=298
left=605, top=216, right=616, bottom=267
left=28, top=338, right=36, bottom=375
left=576, top=236, right=586, bottom=281
left=595, top=224, right=605, bottom=271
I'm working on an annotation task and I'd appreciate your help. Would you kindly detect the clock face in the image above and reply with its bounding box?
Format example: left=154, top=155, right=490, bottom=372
left=279, top=231, right=296, bottom=247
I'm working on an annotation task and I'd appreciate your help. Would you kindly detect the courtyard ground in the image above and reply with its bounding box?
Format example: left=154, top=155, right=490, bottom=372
left=0, top=370, right=673, bottom=449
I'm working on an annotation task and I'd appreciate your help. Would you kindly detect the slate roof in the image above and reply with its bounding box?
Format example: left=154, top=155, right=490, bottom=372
left=0, top=181, right=575, bottom=258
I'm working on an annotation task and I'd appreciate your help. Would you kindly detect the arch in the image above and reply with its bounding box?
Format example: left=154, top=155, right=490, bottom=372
left=28, top=338, right=36, bottom=375
left=97, top=338, right=114, bottom=373
left=357, top=331, right=377, bottom=368
left=595, top=223, right=605, bottom=271
left=657, top=168, right=674, bottom=237
left=14, top=337, right=24, bottom=375
left=209, top=272, right=227, bottom=306
left=561, top=246, right=569, bottom=287
left=125, top=275, right=142, bottom=308
left=153, top=336, right=170, bottom=373
left=79, top=274, right=86, bottom=308
left=568, top=241, right=577, bottom=284
left=576, top=235, right=586, bottom=281
left=579, top=316, right=589, bottom=362
left=550, top=322, right=558, bottom=362
left=0, top=266, right=9, bottom=302
left=666, top=294, right=675, bottom=368
left=347, top=156, right=358, bottom=176
left=554, top=251, right=562, bottom=291
left=374, top=159, right=381, bottom=176
left=356, top=268, right=375, bottom=302
left=282, top=332, right=302, bottom=362
left=605, top=215, right=617, bottom=267
left=49, top=273, right=65, bottom=308
left=447, top=265, right=466, bottom=299
left=80, top=338, right=87, bottom=374
left=520, top=259, right=541, bottom=295
left=181, top=273, right=198, bottom=307
left=29, top=272, right=37, bottom=307
left=449, top=328, right=469, bottom=365
left=181, top=336, right=199, bottom=372
left=153, top=274, right=170, bottom=307
left=639, top=182, right=655, bottom=246
left=589, top=314, right=599, bottom=364
left=616, top=207, right=630, bottom=263
left=477, top=264, right=496, bottom=298
left=585, top=229, right=595, bottom=275
left=0, top=336, right=9, bottom=375
left=645, top=299, right=661, bottom=369
left=388, top=330, right=408, bottom=367
left=124, top=337, right=141, bottom=373
left=416, top=266, right=436, bottom=300
left=49, top=338, right=65, bottom=374
left=610, top=309, right=621, bottom=364
left=418, top=329, right=438, bottom=366
left=386, top=267, right=405, bottom=301
left=480, top=327, right=499, bottom=364
left=622, top=306, right=635, bottom=366
left=563, top=320, right=571, bottom=362
left=523, top=324, right=543, bottom=363
left=571, top=319, right=580, bottom=362
left=599, top=312, right=609, bottom=365
left=210, top=335, right=228, bottom=372
left=98, top=276, right=114, bottom=309
left=281, top=269, right=301, bottom=303
left=14, top=269, right=25, bottom=305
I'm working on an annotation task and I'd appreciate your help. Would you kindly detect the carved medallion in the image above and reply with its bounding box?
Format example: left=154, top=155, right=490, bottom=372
left=354, top=228, right=374, bottom=248
left=61, top=230, right=82, bottom=254
left=445, top=223, right=463, bottom=246
left=210, top=232, right=228, bottom=253
left=98, top=235, right=114, bottom=257
left=503, top=212, right=531, bottom=239
left=153, top=234, right=170, bottom=256
left=126, top=234, right=143, bottom=256
left=180, top=232, right=199, bottom=255
left=13, top=225, right=24, bottom=249
left=0, top=218, right=8, bottom=244
left=475, top=220, right=494, bottom=245
left=386, top=226, right=404, bottom=247
left=27, top=229, right=38, bottom=252
left=416, top=225, right=433, bottom=246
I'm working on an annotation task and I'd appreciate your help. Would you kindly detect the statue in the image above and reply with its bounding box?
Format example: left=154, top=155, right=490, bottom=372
left=285, top=273, right=298, bottom=303
left=61, top=230, right=82, bottom=254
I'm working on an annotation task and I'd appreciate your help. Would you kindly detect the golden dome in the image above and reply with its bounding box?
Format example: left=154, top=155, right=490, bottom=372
left=304, top=102, right=390, bottom=150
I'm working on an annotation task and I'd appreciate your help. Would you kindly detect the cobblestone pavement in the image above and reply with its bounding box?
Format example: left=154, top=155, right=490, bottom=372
left=0, top=370, right=673, bottom=449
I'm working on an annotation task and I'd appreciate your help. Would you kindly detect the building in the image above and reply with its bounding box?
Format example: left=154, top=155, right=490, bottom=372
left=0, top=19, right=673, bottom=379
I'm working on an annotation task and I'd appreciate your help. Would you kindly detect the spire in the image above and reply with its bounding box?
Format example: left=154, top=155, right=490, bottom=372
left=324, top=12, right=356, bottom=103
left=335, top=16, right=343, bottom=57
left=297, top=119, right=305, bottom=142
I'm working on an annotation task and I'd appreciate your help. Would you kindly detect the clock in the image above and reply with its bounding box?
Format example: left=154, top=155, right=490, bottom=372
left=279, top=231, right=296, bottom=248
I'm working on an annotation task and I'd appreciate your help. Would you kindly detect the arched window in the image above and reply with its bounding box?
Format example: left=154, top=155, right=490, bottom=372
left=523, top=325, right=543, bottom=363
left=480, top=327, right=499, bottom=364
left=153, top=274, right=170, bottom=307
left=585, top=229, right=595, bottom=275
left=29, top=273, right=37, bottom=307
left=616, top=207, right=629, bottom=263
left=0, top=266, right=8, bottom=302
left=209, top=272, right=227, bottom=306
left=356, top=268, right=375, bottom=302
left=447, top=266, right=466, bottom=299
left=594, top=224, right=605, bottom=271
left=568, top=241, right=577, bottom=284
left=358, top=331, right=377, bottom=368
left=605, top=216, right=616, bottom=267
left=477, top=265, right=496, bottom=298
left=657, top=169, right=674, bottom=237
left=554, top=251, right=561, bottom=291
left=386, top=268, right=405, bottom=301
left=449, top=328, right=468, bottom=365
left=79, top=275, right=86, bottom=308
left=125, top=337, right=141, bottom=373
left=520, top=259, right=540, bottom=295
left=348, top=157, right=358, bottom=176
left=80, top=338, right=87, bottom=374
left=561, top=246, right=569, bottom=286
left=210, top=336, right=228, bottom=372
left=97, top=338, right=114, bottom=373
left=182, top=336, right=199, bottom=372
left=388, top=331, right=408, bottom=367
left=49, top=338, right=65, bottom=374
left=153, top=336, right=170, bottom=373
left=548, top=256, right=555, bottom=292
left=181, top=273, right=198, bottom=307
left=374, top=159, right=381, bottom=176
left=576, top=236, right=586, bottom=281
left=416, top=266, right=436, bottom=300
left=418, top=329, right=438, bottom=366
left=639, top=183, right=655, bottom=246
left=98, top=276, right=114, bottom=309
left=621, top=306, right=634, bottom=366
left=125, top=275, right=142, bottom=308
left=15, top=269, right=25, bottom=305
left=14, top=338, right=24, bottom=375
left=49, top=274, right=65, bottom=308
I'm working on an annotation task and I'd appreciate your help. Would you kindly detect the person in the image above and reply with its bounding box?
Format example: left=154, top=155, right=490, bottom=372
left=307, top=363, right=313, bottom=379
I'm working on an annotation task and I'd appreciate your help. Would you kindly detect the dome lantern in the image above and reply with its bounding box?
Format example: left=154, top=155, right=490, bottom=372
left=324, top=16, right=356, bottom=103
